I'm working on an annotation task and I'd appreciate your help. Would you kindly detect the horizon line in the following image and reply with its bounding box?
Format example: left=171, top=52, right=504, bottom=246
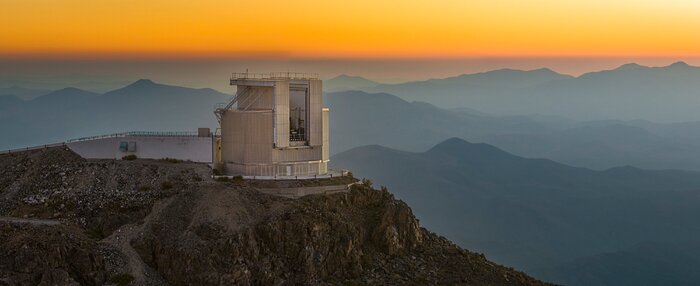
left=2, top=60, right=697, bottom=91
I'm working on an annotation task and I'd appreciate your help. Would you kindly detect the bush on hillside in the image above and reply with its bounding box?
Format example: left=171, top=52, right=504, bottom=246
left=122, top=154, right=137, bottom=161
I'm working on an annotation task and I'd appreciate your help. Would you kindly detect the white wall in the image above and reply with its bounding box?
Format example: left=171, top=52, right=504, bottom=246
left=68, top=136, right=213, bottom=163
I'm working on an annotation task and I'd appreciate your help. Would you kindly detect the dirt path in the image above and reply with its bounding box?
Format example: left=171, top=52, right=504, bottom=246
left=0, top=216, right=61, bottom=226
left=101, top=197, right=175, bottom=286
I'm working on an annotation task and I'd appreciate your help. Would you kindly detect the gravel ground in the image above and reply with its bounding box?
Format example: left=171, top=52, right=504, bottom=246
left=0, top=147, right=551, bottom=286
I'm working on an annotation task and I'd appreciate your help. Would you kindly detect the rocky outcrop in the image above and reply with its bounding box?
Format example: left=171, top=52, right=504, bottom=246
left=0, top=147, right=550, bottom=285
left=133, top=186, right=407, bottom=284
left=0, top=223, right=106, bottom=286
left=0, top=147, right=209, bottom=238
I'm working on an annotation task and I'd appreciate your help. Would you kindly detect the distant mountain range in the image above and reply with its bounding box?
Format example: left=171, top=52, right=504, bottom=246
left=326, top=90, right=700, bottom=170
left=0, top=77, right=135, bottom=93
left=476, top=123, right=700, bottom=170
left=5, top=81, right=700, bottom=171
left=331, top=138, right=700, bottom=286
left=0, top=86, right=51, bottom=100
left=324, top=90, right=568, bottom=154
left=355, top=62, right=700, bottom=122
left=324, top=74, right=381, bottom=92
left=0, top=79, right=229, bottom=149
left=545, top=241, right=700, bottom=286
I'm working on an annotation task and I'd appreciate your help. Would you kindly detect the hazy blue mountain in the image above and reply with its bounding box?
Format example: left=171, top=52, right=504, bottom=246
left=363, top=62, right=700, bottom=122
left=324, top=74, right=380, bottom=92
left=0, top=95, right=22, bottom=109
left=0, top=77, right=135, bottom=93
left=33, top=87, right=100, bottom=106
left=543, top=242, right=700, bottom=286
left=5, top=81, right=700, bottom=171
left=0, top=95, right=24, bottom=123
left=447, top=106, right=490, bottom=116
left=475, top=124, right=700, bottom=170
left=624, top=119, right=700, bottom=142
left=325, top=90, right=700, bottom=170
left=363, top=67, right=572, bottom=111
left=0, top=85, right=51, bottom=100
left=331, top=138, right=700, bottom=285
left=97, top=79, right=230, bottom=130
left=0, top=80, right=229, bottom=150
left=325, top=90, right=562, bottom=154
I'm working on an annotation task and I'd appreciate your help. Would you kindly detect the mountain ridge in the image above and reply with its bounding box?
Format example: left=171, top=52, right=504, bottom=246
left=324, top=74, right=381, bottom=92
left=0, top=85, right=51, bottom=100
left=359, top=62, right=700, bottom=122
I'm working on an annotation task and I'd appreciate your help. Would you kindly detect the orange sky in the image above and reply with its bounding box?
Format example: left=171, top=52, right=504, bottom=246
left=2, top=0, right=700, bottom=59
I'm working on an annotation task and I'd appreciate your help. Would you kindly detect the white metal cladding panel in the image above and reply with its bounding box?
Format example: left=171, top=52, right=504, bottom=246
left=226, top=163, right=274, bottom=176
left=274, top=80, right=290, bottom=148
left=221, top=110, right=273, bottom=164
left=68, top=136, right=213, bottom=162
left=68, top=137, right=121, bottom=159
left=319, top=161, right=328, bottom=174
left=237, top=86, right=274, bottom=110
left=225, top=161, right=326, bottom=176
left=308, top=79, right=323, bottom=146
left=272, top=147, right=322, bottom=163
left=220, top=111, right=236, bottom=162
left=322, top=108, right=330, bottom=161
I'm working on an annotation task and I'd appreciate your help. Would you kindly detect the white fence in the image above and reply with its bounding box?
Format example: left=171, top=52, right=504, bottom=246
left=4, top=131, right=213, bottom=163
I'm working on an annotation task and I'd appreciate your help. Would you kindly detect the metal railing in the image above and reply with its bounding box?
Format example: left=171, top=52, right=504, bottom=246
left=215, top=86, right=249, bottom=123
left=213, top=169, right=352, bottom=181
left=3, top=131, right=203, bottom=154
left=214, top=102, right=228, bottom=110
left=3, top=143, right=66, bottom=154
left=231, top=72, right=319, bottom=80
left=290, top=130, right=306, bottom=142
left=67, top=131, right=199, bottom=143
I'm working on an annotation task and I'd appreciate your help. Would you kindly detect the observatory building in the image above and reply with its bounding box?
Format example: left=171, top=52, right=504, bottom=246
left=16, top=72, right=333, bottom=180
left=215, top=72, right=329, bottom=176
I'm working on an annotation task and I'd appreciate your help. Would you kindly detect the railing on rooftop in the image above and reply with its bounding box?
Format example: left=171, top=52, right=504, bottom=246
left=231, top=72, right=319, bottom=80
left=2, top=143, right=67, bottom=155
left=290, top=130, right=306, bottom=142
left=214, top=102, right=228, bottom=110
left=67, top=131, right=199, bottom=143
left=4, top=131, right=204, bottom=154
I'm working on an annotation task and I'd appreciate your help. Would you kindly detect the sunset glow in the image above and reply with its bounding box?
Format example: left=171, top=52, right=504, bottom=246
left=2, top=0, right=700, bottom=59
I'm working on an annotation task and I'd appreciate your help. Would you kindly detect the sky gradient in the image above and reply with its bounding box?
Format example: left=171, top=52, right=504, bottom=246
left=2, top=0, right=700, bottom=59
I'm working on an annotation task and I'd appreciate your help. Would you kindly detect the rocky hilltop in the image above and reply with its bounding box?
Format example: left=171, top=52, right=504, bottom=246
left=0, top=147, right=549, bottom=285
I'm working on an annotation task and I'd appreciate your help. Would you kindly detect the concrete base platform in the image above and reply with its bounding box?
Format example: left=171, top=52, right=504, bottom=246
left=254, top=183, right=356, bottom=198
left=223, top=160, right=329, bottom=177
left=213, top=169, right=348, bottom=181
